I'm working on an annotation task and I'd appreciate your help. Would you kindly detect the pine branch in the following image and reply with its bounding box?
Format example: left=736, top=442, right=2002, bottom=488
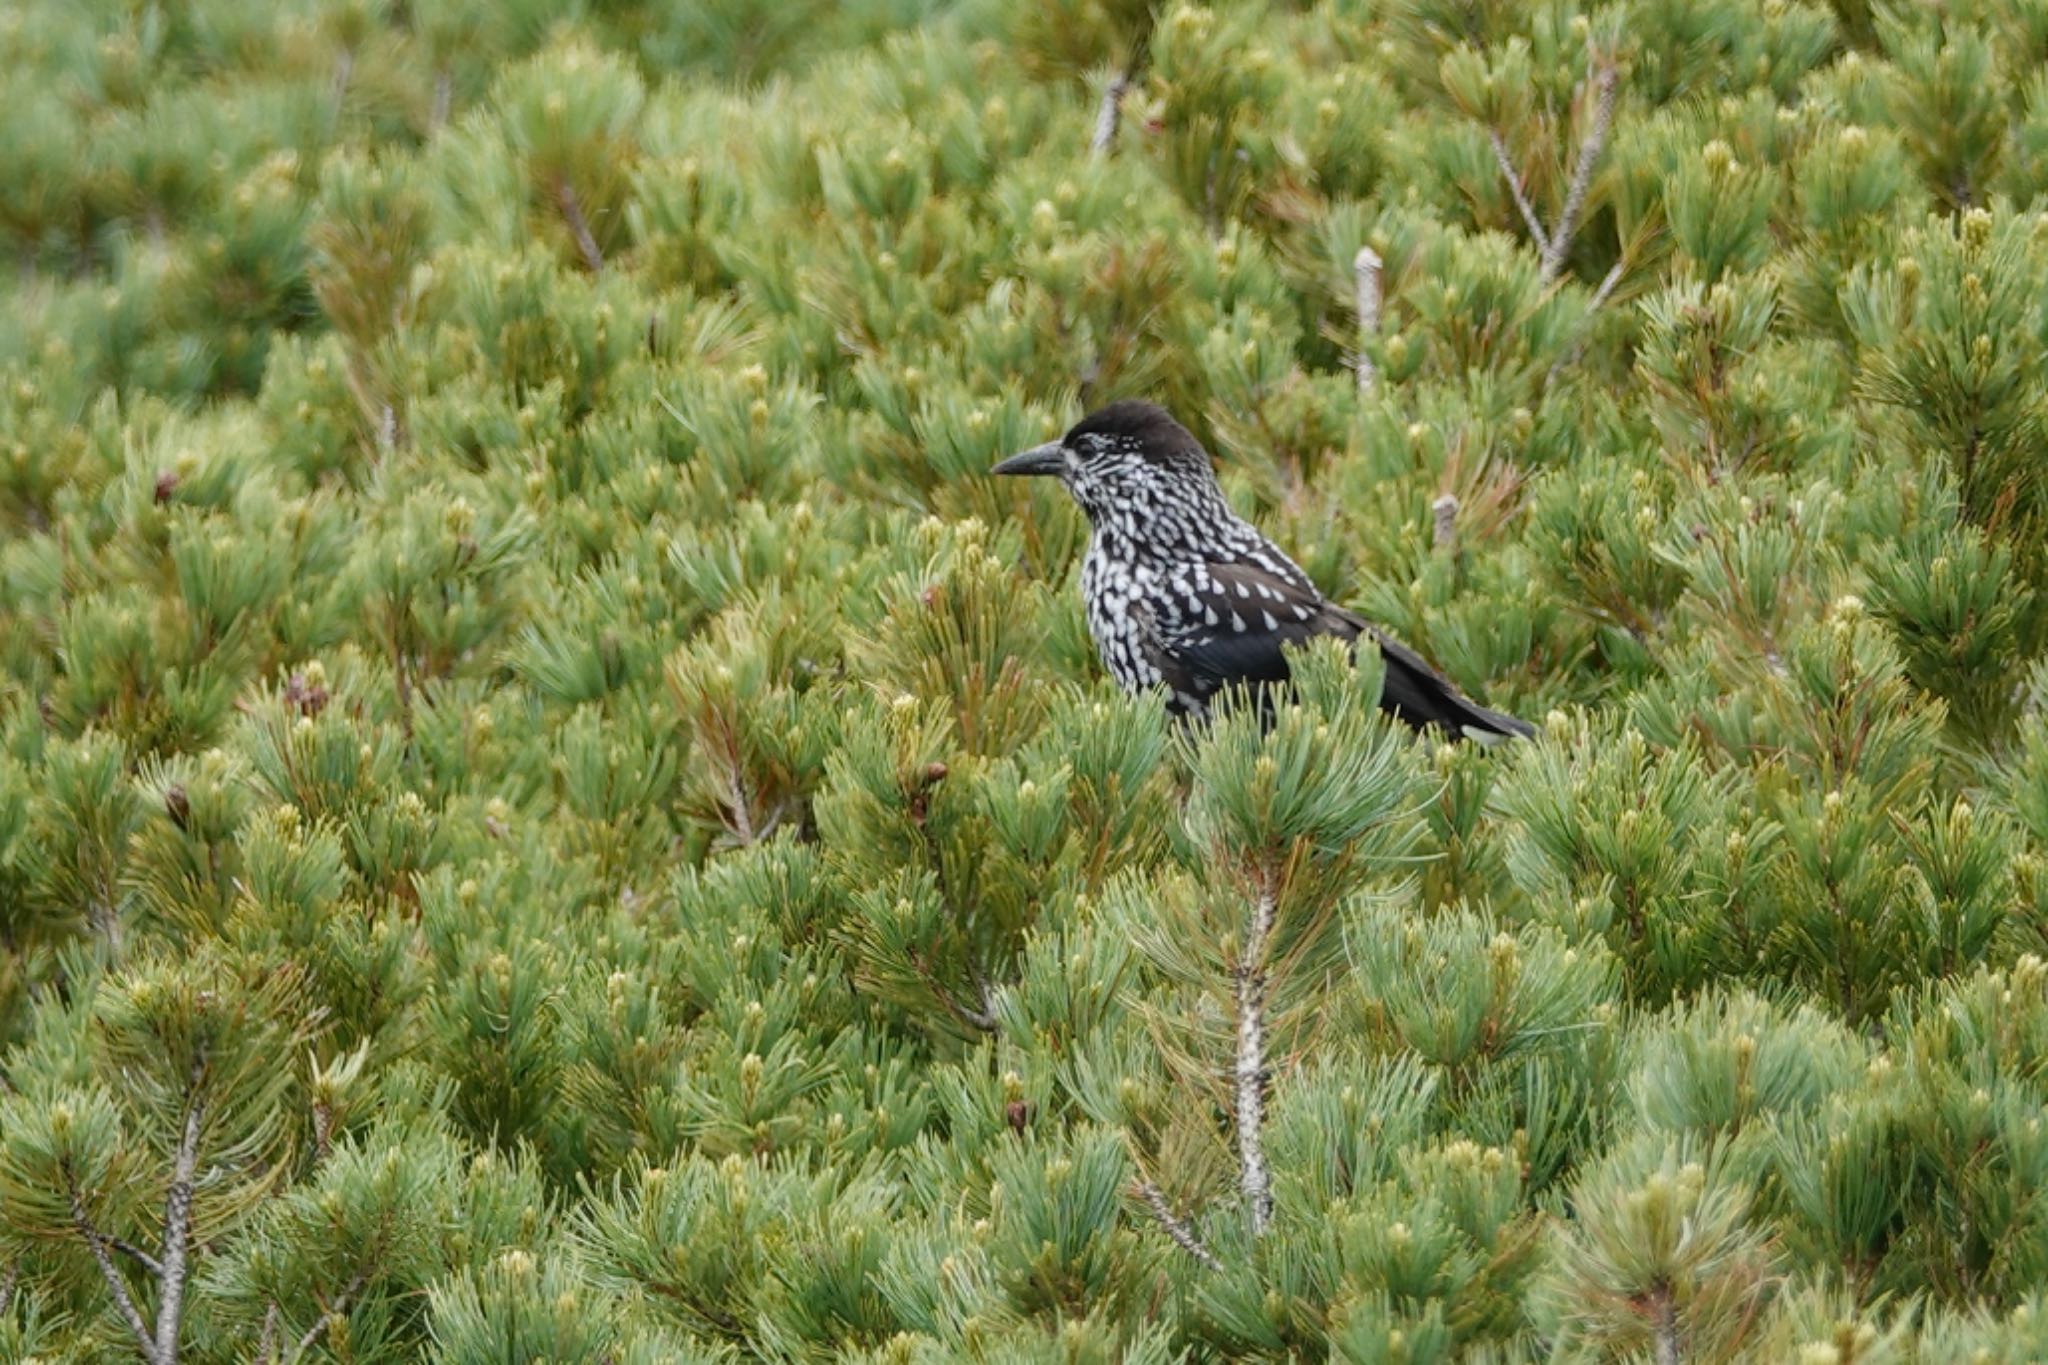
left=1092, top=72, right=1128, bottom=157
left=1489, top=130, right=1550, bottom=256
left=1353, top=246, right=1382, bottom=392
left=1582, top=253, right=1625, bottom=315
left=260, top=1303, right=281, bottom=1364
left=1234, top=873, right=1277, bottom=1235
left=1136, top=1179, right=1222, bottom=1270
left=1542, top=49, right=1620, bottom=284
left=112, top=1237, right=165, bottom=1278
left=290, top=1265, right=371, bottom=1361
left=1545, top=253, right=1630, bottom=388
left=66, top=1168, right=164, bottom=1365
left=554, top=177, right=606, bottom=274
left=1651, top=1284, right=1680, bottom=1365
left=0, top=1262, right=17, bottom=1315
left=154, top=1096, right=204, bottom=1364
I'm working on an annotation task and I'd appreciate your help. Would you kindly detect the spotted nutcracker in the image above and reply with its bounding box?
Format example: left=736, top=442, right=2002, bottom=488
left=992, top=399, right=1535, bottom=743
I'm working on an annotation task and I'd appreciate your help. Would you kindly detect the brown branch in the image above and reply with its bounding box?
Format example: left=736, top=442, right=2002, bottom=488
left=67, top=1171, right=163, bottom=1365
left=0, top=1262, right=17, bottom=1315
left=1091, top=72, right=1129, bottom=157
left=554, top=178, right=606, bottom=274
left=1488, top=129, right=1551, bottom=256
left=260, top=1303, right=281, bottom=1364
left=154, top=1097, right=204, bottom=1364
left=1136, top=1179, right=1222, bottom=1270
left=1542, top=50, right=1620, bottom=283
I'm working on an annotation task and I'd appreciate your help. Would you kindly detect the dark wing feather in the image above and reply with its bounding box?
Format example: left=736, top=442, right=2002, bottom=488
left=1154, top=562, right=1535, bottom=741
left=1149, top=561, right=1363, bottom=711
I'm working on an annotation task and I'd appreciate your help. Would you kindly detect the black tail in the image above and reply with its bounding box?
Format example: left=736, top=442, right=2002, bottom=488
left=1363, top=626, right=1537, bottom=745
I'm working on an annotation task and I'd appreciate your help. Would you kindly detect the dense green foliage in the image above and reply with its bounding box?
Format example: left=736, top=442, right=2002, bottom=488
left=6, top=0, right=2048, bottom=1359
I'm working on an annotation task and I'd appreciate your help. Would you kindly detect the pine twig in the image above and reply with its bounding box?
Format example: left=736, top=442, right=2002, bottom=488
left=1091, top=72, right=1129, bottom=157
left=112, top=1236, right=165, bottom=1278
left=0, top=1262, right=17, bottom=1315
left=1541, top=48, right=1620, bottom=283
left=154, top=1097, right=204, bottom=1364
left=1651, top=1284, right=1681, bottom=1365
left=1488, top=129, right=1551, bottom=256
left=1545, top=254, right=1630, bottom=388
left=554, top=177, right=606, bottom=274
left=1583, top=254, right=1627, bottom=314
left=260, top=1303, right=281, bottom=1364
left=291, top=1265, right=371, bottom=1361
left=1353, top=247, right=1382, bottom=392
left=1136, top=1179, right=1222, bottom=1271
left=67, top=1173, right=164, bottom=1365
left=1234, top=874, right=1277, bottom=1235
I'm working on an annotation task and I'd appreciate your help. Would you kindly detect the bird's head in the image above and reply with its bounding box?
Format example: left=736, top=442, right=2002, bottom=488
left=991, top=400, right=1225, bottom=532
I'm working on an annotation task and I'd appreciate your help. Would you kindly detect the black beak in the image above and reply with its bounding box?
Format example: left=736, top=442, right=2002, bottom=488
left=991, top=441, right=1065, bottom=478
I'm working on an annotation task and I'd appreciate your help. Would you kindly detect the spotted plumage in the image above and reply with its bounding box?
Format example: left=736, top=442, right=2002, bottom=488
left=993, top=400, right=1536, bottom=743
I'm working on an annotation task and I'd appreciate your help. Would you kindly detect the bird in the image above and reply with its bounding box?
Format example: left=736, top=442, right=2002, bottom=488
left=992, top=399, right=1536, bottom=744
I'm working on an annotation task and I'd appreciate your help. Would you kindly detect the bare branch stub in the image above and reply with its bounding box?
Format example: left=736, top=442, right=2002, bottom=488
left=1092, top=72, right=1130, bottom=157
left=1353, top=246, right=1383, bottom=393
left=1432, top=493, right=1460, bottom=549
left=1542, top=48, right=1621, bottom=283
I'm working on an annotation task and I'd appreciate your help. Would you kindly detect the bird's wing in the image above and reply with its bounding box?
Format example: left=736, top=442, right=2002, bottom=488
left=1156, top=561, right=1535, bottom=742
left=1149, top=561, right=1364, bottom=708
